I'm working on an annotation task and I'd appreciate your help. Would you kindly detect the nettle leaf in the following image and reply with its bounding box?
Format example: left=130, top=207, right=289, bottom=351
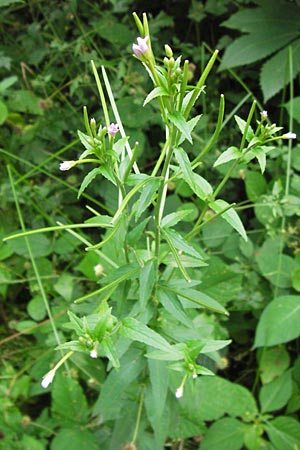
left=254, top=295, right=300, bottom=348
left=214, top=146, right=241, bottom=167
left=143, top=86, right=169, bottom=106
left=209, top=199, right=247, bottom=241
left=169, top=111, right=192, bottom=143
left=260, top=39, right=300, bottom=102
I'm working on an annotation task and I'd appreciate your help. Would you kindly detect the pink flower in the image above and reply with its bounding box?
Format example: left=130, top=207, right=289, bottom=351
left=132, top=36, right=149, bottom=58
left=108, top=123, right=119, bottom=138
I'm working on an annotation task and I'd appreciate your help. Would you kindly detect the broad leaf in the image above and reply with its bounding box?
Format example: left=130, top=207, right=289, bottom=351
left=254, top=295, right=300, bottom=348
left=200, top=417, right=246, bottom=450
left=265, top=416, right=300, bottom=450
left=259, top=370, right=292, bottom=413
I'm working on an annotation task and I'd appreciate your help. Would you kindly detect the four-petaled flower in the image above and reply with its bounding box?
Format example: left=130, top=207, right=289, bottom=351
left=41, top=369, right=56, bottom=389
left=260, top=110, right=268, bottom=119
left=132, top=36, right=149, bottom=58
left=108, top=123, right=119, bottom=138
left=59, top=160, right=76, bottom=171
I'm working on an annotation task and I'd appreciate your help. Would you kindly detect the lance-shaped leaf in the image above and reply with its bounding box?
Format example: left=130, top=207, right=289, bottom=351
left=121, top=317, right=173, bottom=352
left=169, top=111, right=193, bottom=143
left=143, top=86, right=169, bottom=106
left=209, top=199, right=247, bottom=241
left=214, top=146, right=241, bottom=167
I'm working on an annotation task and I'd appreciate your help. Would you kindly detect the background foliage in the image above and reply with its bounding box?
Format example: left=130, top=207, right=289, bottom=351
left=1, top=1, right=300, bottom=449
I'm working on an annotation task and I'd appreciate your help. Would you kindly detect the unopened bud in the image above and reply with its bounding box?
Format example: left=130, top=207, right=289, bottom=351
left=165, top=44, right=173, bottom=58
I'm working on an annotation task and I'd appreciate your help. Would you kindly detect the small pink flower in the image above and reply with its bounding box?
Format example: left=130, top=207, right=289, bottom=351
left=108, top=123, right=119, bottom=138
left=260, top=110, right=268, bottom=119
left=132, top=36, right=149, bottom=58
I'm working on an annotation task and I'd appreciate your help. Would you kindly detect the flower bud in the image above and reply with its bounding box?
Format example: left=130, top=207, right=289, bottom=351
left=164, top=44, right=173, bottom=58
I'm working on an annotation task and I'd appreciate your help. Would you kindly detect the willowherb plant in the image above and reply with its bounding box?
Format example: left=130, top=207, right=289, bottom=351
left=5, top=12, right=296, bottom=450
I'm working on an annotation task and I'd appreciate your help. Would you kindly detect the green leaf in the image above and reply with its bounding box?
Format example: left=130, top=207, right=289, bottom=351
left=161, top=209, right=195, bottom=228
left=27, top=296, right=47, bottom=321
left=254, top=295, right=300, bottom=348
left=284, top=96, right=300, bottom=125
left=177, top=114, right=202, bottom=145
left=51, top=373, right=89, bottom=425
left=209, top=199, right=247, bottom=241
left=134, top=177, right=160, bottom=221
left=250, top=146, right=267, bottom=173
left=259, top=346, right=290, bottom=385
left=0, top=99, right=8, bottom=125
left=50, top=428, right=99, bottom=450
left=189, top=376, right=258, bottom=421
left=166, top=285, right=228, bottom=315
left=259, top=370, right=293, bottom=413
left=121, top=317, right=173, bottom=352
left=174, top=147, right=213, bottom=200
left=200, top=417, right=246, bottom=450
left=161, top=227, right=205, bottom=260
left=260, top=39, right=300, bottom=102
left=145, top=359, right=170, bottom=449
left=92, top=347, right=145, bottom=420
left=214, top=146, right=241, bottom=167
left=157, top=287, right=194, bottom=328
left=101, top=335, right=120, bottom=368
left=234, top=115, right=254, bottom=142
left=7, top=233, right=52, bottom=258
left=255, top=238, right=296, bottom=288
left=139, top=259, right=156, bottom=308
left=169, top=111, right=193, bottom=143
left=0, top=75, right=18, bottom=92
left=245, top=171, right=267, bottom=202
left=77, top=168, right=102, bottom=198
left=265, top=416, right=300, bottom=450
left=143, top=86, right=169, bottom=106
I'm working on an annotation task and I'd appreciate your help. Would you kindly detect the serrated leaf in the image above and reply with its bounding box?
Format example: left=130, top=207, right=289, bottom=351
left=260, top=39, right=300, bottom=102
left=77, top=168, right=102, bottom=198
left=134, top=177, right=160, bottom=221
left=169, top=111, right=193, bottom=143
left=143, top=86, right=169, bottom=106
left=177, top=114, right=202, bottom=145
left=214, top=146, right=241, bottom=167
left=139, top=259, right=156, bottom=308
left=174, top=147, right=212, bottom=200
left=161, top=209, right=195, bottom=228
left=161, top=227, right=205, bottom=260
left=209, top=199, right=247, bottom=241
left=157, top=287, right=194, bottom=328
